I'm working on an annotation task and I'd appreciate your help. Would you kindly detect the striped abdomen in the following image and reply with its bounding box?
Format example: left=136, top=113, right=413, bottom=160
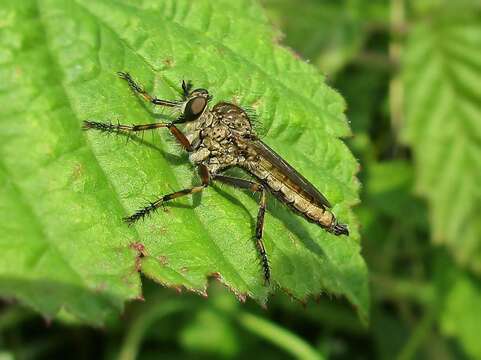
left=242, top=140, right=348, bottom=236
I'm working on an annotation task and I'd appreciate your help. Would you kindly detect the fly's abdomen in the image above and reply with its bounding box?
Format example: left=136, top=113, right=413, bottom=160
left=240, top=139, right=349, bottom=236
left=247, top=158, right=337, bottom=231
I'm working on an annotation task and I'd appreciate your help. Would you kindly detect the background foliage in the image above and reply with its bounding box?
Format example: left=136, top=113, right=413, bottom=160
left=1, top=0, right=481, bottom=359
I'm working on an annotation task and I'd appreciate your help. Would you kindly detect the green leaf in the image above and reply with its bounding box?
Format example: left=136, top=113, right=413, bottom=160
left=180, top=308, right=239, bottom=357
left=441, top=275, right=481, bottom=359
left=262, top=0, right=388, bottom=75
left=0, top=0, right=367, bottom=323
left=366, top=160, right=427, bottom=228
left=179, top=283, right=242, bottom=358
left=434, top=256, right=481, bottom=359
left=402, top=5, right=481, bottom=273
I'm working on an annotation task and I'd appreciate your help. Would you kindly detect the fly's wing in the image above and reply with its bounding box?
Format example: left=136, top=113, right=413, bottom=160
left=249, top=140, right=332, bottom=209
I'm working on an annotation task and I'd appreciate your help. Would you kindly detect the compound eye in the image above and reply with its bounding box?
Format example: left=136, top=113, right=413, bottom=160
left=185, top=96, right=207, bottom=120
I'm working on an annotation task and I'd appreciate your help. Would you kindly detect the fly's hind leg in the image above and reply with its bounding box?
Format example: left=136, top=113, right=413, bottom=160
left=123, top=185, right=206, bottom=225
left=214, top=175, right=271, bottom=284
left=255, top=189, right=269, bottom=284
left=124, top=165, right=210, bottom=225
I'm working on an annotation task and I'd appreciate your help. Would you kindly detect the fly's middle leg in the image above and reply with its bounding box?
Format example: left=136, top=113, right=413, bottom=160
left=214, top=175, right=271, bottom=284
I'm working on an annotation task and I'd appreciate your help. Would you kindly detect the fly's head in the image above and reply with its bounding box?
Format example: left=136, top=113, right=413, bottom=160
left=176, top=88, right=213, bottom=124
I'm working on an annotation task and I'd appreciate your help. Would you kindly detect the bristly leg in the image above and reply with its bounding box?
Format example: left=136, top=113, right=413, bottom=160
left=82, top=120, right=167, bottom=134
left=117, top=71, right=181, bottom=108
left=255, top=188, right=270, bottom=284
left=124, top=164, right=211, bottom=225
left=82, top=120, right=194, bottom=152
left=123, top=185, right=207, bottom=225
left=213, top=175, right=271, bottom=283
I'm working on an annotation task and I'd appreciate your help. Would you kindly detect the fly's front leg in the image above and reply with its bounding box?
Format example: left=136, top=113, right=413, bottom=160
left=83, top=120, right=193, bottom=152
left=214, top=175, right=271, bottom=284
left=182, top=80, right=193, bottom=99
left=124, top=165, right=210, bottom=225
left=118, top=72, right=181, bottom=108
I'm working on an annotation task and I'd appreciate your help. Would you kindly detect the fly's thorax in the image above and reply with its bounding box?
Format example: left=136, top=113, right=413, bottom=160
left=187, top=102, right=258, bottom=173
left=187, top=108, right=247, bottom=173
left=211, top=102, right=255, bottom=137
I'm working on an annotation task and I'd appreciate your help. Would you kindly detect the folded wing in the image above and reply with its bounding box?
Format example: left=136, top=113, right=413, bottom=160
left=249, top=140, right=332, bottom=209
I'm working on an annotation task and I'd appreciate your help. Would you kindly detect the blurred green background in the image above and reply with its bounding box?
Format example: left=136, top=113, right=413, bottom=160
left=1, top=0, right=480, bottom=359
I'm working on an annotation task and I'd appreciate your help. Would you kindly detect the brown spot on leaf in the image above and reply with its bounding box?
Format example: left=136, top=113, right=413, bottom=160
left=129, top=242, right=147, bottom=272
left=149, top=224, right=168, bottom=234
left=157, top=255, right=168, bottom=266
left=71, top=163, right=84, bottom=180
left=163, top=57, right=174, bottom=67
left=129, top=242, right=147, bottom=257
left=134, top=257, right=142, bottom=272
left=251, top=98, right=262, bottom=110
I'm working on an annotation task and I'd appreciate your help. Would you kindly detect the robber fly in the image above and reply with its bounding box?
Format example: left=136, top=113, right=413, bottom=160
left=83, top=72, right=349, bottom=283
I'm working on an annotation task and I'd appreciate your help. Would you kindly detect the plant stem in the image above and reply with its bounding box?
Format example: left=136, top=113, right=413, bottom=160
left=117, top=300, right=190, bottom=360
left=237, top=312, right=323, bottom=360
left=389, top=0, right=405, bottom=147
left=397, top=305, right=437, bottom=360
left=371, top=273, right=434, bottom=305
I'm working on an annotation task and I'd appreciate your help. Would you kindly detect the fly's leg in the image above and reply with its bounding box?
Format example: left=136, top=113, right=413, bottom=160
left=214, top=175, right=263, bottom=192
left=84, top=118, right=200, bottom=220
left=255, top=189, right=269, bottom=284
left=83, top=121, right=166, bottom=133
left=118, top=72, right=182, bottom=108
left=330, top=221, right=349, bottom=236
left=214, top=175, right=271, bottom=284
left=82, top=121, right=193, bottom=152
left=123, top=185, right=205, bottom=225
left=124, top=165, right=210, bottom=225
